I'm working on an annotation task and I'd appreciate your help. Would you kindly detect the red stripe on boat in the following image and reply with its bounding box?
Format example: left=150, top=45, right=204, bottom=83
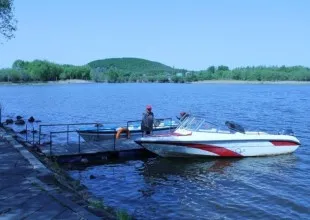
left=270, top=141, right=299, bottom=146
left=187, top=143, right=242, bottom=157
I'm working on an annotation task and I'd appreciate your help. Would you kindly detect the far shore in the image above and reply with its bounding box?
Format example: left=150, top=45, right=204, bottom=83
left=1, top=79, right=310, bottom=85
left=0, top=79, right=95, bottom=85
left=191, top=80, right=310, bottom=84
left=46, top=79, right=95, bottom=84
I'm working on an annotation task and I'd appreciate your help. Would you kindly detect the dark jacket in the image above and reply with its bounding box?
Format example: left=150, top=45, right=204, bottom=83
left=141, top=111, right=154, bottom=132
left=177, top=113, right=189, bottom=121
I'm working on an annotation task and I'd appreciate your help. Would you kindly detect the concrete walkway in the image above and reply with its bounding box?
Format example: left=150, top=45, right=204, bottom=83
left=0, top=128, right=101, bottom=220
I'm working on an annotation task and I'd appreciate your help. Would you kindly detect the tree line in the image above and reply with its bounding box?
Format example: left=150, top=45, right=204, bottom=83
left=192, top=65, right=310, bottom=82
left=0, top=60, right=91, bottom=82
left=1, top=59, right=310, bottom=83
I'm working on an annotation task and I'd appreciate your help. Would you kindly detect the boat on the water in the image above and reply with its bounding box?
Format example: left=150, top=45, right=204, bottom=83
left=77, top=118, right=178, bottom=142
left=135, top=115, right=301, bottom=157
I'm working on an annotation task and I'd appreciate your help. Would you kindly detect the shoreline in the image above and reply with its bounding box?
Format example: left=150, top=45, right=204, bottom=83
left=0, top=79, right=95, bottom=85
left=1, top=79, right=310, bottom=85
left=191, top=80, right=310, bottom=84
left=0, top=124, right=116, bottom=219
left=47, top=79, right=95, bottom=84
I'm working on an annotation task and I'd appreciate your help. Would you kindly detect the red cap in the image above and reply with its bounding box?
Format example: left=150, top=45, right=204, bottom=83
left=146, top=105, right=152, bottom=110
left=180, top=112, right=186, bottom=116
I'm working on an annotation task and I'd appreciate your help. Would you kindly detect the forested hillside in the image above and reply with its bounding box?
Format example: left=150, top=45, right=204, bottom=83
left=1, top=58, right=309, bottom=83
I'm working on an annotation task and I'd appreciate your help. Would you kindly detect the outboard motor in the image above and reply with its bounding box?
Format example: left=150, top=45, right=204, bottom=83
left=279, top=129, right=294, bottom=136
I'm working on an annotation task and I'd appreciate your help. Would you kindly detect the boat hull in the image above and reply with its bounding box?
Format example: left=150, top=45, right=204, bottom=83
left=136, top=115, right=301, bottom=157
left=135, top=139, right=300, bottom=157
left=77, top=127, right=175, bottom=142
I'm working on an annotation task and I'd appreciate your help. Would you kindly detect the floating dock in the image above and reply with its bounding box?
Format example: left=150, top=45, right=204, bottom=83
left=2, top=120, right=168, bottom=164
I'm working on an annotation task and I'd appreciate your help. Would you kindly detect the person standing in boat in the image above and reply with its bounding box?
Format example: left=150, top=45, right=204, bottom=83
left=177, top=111, right=189, bottom=121
left=141, top=105, right=154, bottom=135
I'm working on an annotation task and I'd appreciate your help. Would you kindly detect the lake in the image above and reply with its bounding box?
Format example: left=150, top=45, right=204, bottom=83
left=1, top=83, right=309, bottom=219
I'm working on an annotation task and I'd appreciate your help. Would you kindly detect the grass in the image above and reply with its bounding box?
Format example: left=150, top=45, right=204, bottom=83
left=88, top=199, right=105, bottom=209
left=116, top=210, right=132, bottom=220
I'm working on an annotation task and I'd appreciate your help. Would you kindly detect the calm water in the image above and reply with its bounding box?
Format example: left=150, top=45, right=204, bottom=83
left=1, top=83, right=309, bottom=219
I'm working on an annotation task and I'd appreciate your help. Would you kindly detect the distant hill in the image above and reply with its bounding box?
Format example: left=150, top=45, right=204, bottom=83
left=88, top=57, right=176, bottom=74
left=4, top=58, right=309, bottom=83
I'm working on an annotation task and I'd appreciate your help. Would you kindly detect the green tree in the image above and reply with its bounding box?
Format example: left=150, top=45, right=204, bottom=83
left=171, top=75, right=183, bottom=83
left=12, top=59, right=26, bottom=69
left=107, top=69, right=119, bottom=83
left=185, top=74, right=198, bottom=82
left=157, top=75, right=169, bottom=83
left=0, top=0, right=17, bottom=40
left=207, top=66, right=215, bottom=74
left=217, top=65, right=229, bottom=71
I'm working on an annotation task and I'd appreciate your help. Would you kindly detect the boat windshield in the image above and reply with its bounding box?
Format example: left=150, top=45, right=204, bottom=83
left=176, top=115, right=218, bottom=132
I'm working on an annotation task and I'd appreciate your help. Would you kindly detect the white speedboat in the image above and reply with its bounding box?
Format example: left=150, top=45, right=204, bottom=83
left=135, top=115, right=301, bottom=157
left=77, top=118, right=178, bottom=142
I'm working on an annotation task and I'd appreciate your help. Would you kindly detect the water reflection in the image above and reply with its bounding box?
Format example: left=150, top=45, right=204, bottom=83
left=140, top=154, right=298, bottom=178
left=68, top=154, right=301, bottom=219
left=141, top=157, right=240, bottom=178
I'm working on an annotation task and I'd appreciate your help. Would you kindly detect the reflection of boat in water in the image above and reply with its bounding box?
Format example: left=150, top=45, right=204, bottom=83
left=135, top=115, right=301, bottom=158
left=142, top=157, right=240, bottom=178
left=141, top=154, right=298, bottom=179
left=77, top=118, right=178, bottom=142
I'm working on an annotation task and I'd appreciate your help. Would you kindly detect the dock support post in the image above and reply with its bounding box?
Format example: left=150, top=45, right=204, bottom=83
left=113, top=131, right=116, bottom=151
left=32, top=127, right=35, bottom=146
left=26, top=124, right=28, bottom=142
left=78, top=134, right=81, bottom=153
left=67, top=125, right=69, bottom=143
left=38, top=125, right=41, bottom=145
left=50, top=133, right=52, bottom=156
left=0, top=104, right=2, bottom=126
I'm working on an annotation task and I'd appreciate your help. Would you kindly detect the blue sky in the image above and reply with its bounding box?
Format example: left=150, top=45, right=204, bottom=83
left=0, top=0, right=309, bottom=70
